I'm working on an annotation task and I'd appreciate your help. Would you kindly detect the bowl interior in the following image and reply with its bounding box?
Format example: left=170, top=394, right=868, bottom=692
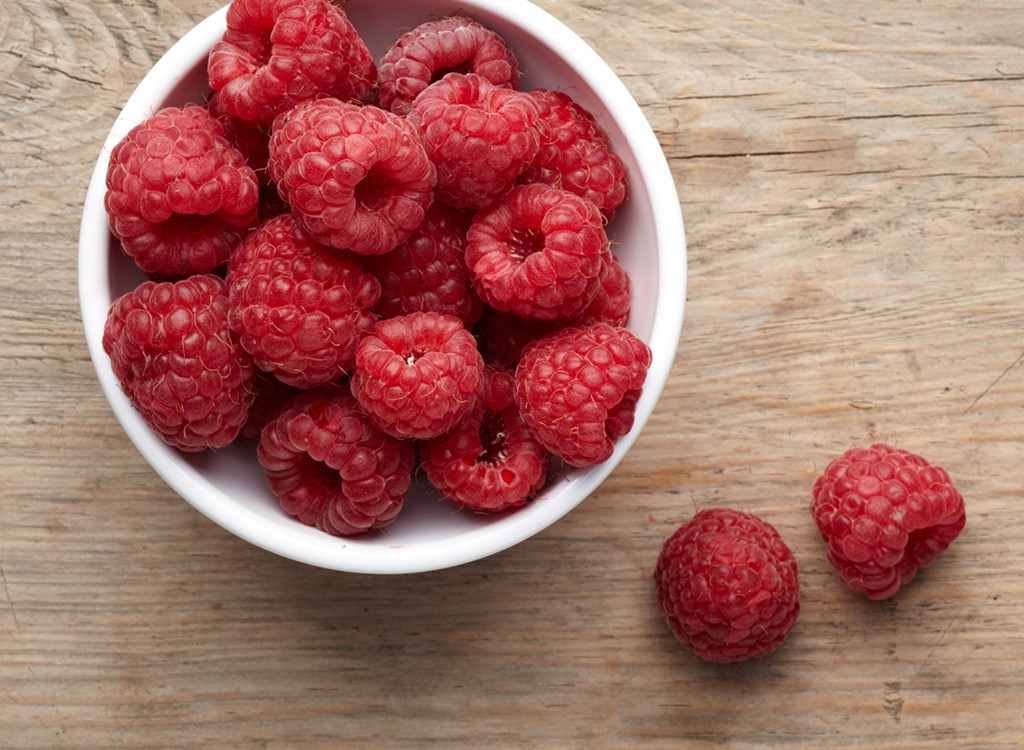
left=78, top=0, right=686, bottom=574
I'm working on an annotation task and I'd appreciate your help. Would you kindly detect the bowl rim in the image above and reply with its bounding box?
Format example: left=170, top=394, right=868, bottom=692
left=78, top=0, right=686, bottom=574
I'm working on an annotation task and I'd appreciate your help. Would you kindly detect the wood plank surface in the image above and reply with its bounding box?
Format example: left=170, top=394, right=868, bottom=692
left=2, top=0, right=1023, bottom=747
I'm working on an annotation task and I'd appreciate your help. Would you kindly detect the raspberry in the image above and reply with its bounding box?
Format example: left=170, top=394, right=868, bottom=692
left=575, top=252, right=631, bottom=327
left=378, top=16, right=519, bottom=116
left=472, top=307, right=558, bottom=371
left=236, top=371, right=301, bottom=443
left=364, top=202, right=481, bottom=326
left=422, top=367, right=549, bottom=512
left=811, top=444, right=966, bottom=600
left=207, top=91, right=272, bottom=186
left=104, top=105, right=259, bottom=276
left=514, top=323, right=651, bottom=467
left=654, top=508, right=801, bottom=663
left=465, top=184, right=610, bottom=321
left=255, top=183, right=292, bottom=222
left=268, top=98, right=436, bottom=255
left=257, top=382, right=415, bottom=536
left=350, top=311, right=484, bottom=440
left=226, top=213, right=380, bottom=389
left=407, top=73, right=540, bottom=210
left=207, top=0, right=375, bottom=124
left=522, top=88, right=628, bottom=217
left=102, top=274, right=256, bottom=452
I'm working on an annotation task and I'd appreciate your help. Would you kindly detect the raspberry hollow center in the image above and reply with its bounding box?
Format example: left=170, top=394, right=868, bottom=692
left=508, top=227, right=545, bottom=261
left=354, top=167, right=399, bottom=213
left=430, top=62, right=472, bottom=85
left=478, top=411, right=509, bottom=465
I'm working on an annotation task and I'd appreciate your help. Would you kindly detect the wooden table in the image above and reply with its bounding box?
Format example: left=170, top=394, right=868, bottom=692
left=3, top=0, right=1022, bottom=746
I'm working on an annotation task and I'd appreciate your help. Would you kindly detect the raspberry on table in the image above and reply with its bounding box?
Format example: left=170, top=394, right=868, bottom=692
left=102, top=274, right=256, bottom=452
left=377, top=15, right=520, bottom=116
left=207, top=0, right=375, bottom=124
left=465, top=183, right=611, bottom=321
left=350, top=311, right=485, bottom=440
left=104, top=105, right=259, bottom=276
left=268, top=98, right=437, bottom=255
left=226, top=213, right=380, bottom=389
left=364, top=202, right=482, bottom=326
left=422, top=367, right=549, bottom=512
left=654, top=508, right=801, bottom=663
left=811, top=443, right=966, bottom=600
left=513, top=323, right=651, bottom=467
left=257, top=382, right=415, bottom=536
left=522, top=87, right=628, bottom=218
left=407, top=72, right=540, bottom=210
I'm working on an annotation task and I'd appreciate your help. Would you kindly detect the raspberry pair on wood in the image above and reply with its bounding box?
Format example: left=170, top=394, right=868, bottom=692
left=655, top=446, right=965, bottom=663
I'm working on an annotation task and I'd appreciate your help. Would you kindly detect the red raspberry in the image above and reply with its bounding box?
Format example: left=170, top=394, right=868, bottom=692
left=207, top=0, right=375, bottom=124
left=102, top=274, right=256, bottom=452
left=472, top=307, right=558, bottom=371
left=407, top=73, right=540, bottom=210
left=654, top=508, right=801, bottom=663
left=377, top=16, right=519, bottom=116
left=104, top=105, right=259, bottom=276
left=350, top=312, right=484, bottom=440
left=474, top=253, right=629, bottom=335
left=522, top=88, right=628, bottom=217
left=514, top=323, right=651, bottom=467
left=811, top=444, right=966, bottom=600
left=575, top=252, right=631, bottom=327
left=465, top=183, right=610, bottom=321
left=364, top=202, right=481, bottom=326
left=257, top=382, right=415, bottom=536
left=235, top=371, right=301, bottom=443
left=226, top=213, right=380, bottom=389
left=255, top=183, right=292, bottom=222
left=207, top=91, right=272, bottom=186
left=268, top=98, right=436, bottom=255
left=422, top=367, right=549, bottom=512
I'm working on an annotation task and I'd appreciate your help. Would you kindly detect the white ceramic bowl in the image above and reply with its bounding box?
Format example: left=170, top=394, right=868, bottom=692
left=78, top=0, right=686, bottom=574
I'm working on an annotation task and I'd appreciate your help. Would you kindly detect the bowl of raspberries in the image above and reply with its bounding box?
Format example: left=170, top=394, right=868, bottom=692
left=78, top=0, right=686, bottom=573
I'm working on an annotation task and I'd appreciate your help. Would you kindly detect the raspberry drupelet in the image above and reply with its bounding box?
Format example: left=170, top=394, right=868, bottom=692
left=104, top=105, right=259, bottom=276
left=377, top=15, right=520, bottom=116
left=811, top=443, right=966, bottom=600
left=102, top=274, right=256, bottom=452
left=654, top=508, right=801, bottom=663
left=268, top=97, right=437, bottom=255
left=258, top=382, right=415, bottom=536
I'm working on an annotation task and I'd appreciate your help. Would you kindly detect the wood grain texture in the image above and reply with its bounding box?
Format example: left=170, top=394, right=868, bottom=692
left=2, top=0, right=1023, bottom=747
